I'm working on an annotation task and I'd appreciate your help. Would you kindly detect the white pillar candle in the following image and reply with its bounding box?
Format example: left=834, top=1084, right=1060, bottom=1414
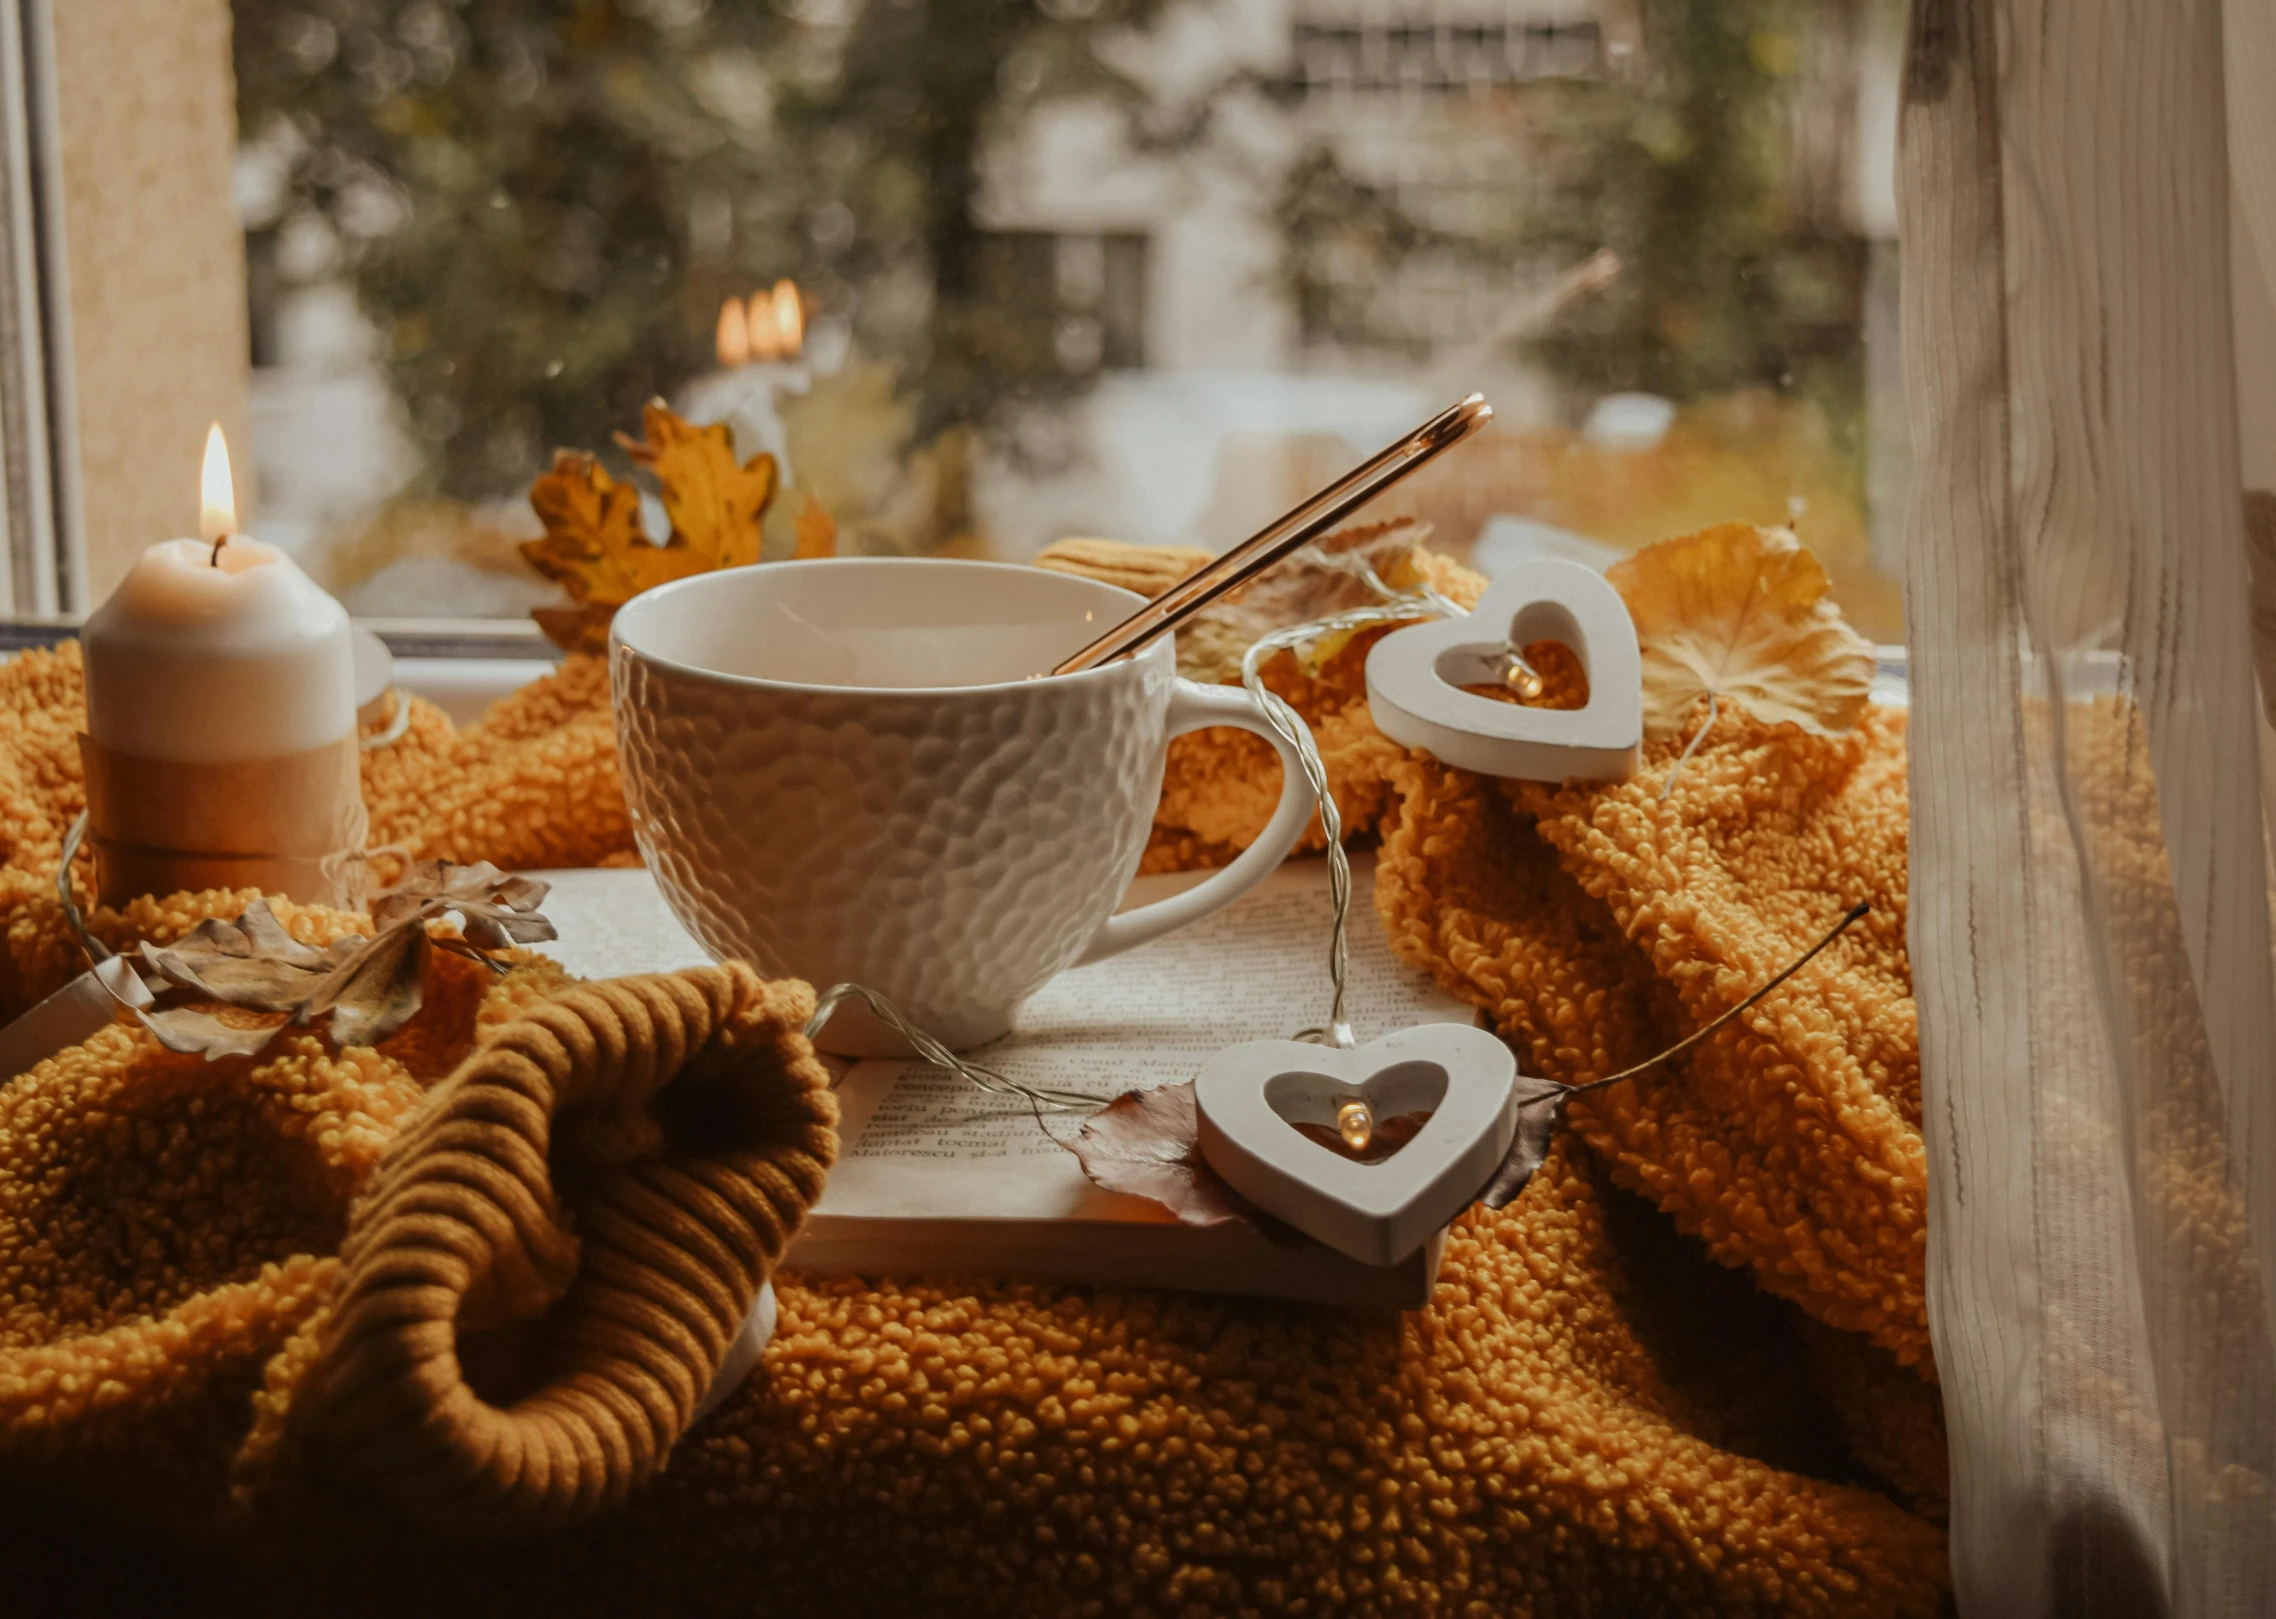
left=678, top=286, right=809, bottom=482
left=82, top=535, right=357, bottom=762
left=82, top=423, right=356, bottom=762
left=74, top=425, right=368, bottom=910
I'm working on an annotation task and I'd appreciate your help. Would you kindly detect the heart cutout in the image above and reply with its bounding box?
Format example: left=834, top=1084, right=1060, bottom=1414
left=1365, top=557, right=1642, bottom=781
left=1195, top=1025, right=1517, bottom=1267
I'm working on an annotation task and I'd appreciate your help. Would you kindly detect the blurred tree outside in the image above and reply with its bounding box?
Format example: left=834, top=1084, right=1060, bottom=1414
left=235, top=0, right=1168, bottom=521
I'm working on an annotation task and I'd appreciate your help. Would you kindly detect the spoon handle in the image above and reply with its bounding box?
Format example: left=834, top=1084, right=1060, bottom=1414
left=1049, top=393, right=1493, bottom=677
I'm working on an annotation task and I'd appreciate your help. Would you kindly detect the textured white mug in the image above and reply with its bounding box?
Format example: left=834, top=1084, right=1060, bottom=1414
left=611, top=558, right=1313, bottom=1052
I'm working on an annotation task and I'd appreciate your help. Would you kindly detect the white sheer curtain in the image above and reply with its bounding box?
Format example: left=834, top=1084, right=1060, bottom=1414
left=1901, top=1, right=2276, bottom=1614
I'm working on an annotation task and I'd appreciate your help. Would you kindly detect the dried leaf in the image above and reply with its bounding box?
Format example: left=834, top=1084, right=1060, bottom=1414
left=298, top=917, right=431, bottom=1049
left=91, top=857, right=549, bottom=1059
left=1606, top=523, right=1874, bottom=741
left=1475, top=1076, right=1575, bottom=1210
left=138, top=899, right=357, bottom=1012
left=449, top=900, right=559, bottom=951
left=1032, top=537, right=1213, bottom=598
left=372, top=861, right=556, bottom=949
left=134, top=1006, right=289, bottom=1060
left=1178, top=519, right=1433, bottom=684
left=522, top=401, right=778, bottom=652
left=530, top=603, right=613, bottom=658
left=1067, top=1081, right=1300, bottom=1242
left=794, top=494, right=838, bottom=559
left=524, top=452, right=651, bottom=607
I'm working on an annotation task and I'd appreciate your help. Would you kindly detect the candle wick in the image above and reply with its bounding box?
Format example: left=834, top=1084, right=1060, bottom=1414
left=210, top=534, right=227, bottom=567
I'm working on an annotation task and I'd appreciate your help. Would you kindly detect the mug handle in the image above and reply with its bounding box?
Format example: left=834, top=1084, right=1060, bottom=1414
left=1075, top=678, right=1315, bottom=967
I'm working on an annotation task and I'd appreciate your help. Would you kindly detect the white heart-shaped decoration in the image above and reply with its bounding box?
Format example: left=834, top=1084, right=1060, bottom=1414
left=1194, top=1024, right=1517, bottom=1268
left=1365, top=557, right=1642, bottom=782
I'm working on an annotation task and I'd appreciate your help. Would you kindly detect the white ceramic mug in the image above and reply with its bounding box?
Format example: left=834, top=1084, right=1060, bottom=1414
left=610, top=558, right=1313, bottom=1052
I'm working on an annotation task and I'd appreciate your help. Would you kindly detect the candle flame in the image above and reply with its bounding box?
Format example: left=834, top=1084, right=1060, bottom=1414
left=747, top=279, right=804, bottom=362
left=1336, top=1098, right=1374, bottom=1154
left=714, top=297, right=752, bottom=368
left=199, top=422, right=236, bottom=547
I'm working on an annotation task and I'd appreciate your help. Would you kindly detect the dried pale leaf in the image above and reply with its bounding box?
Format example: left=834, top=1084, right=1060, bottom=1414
left=138, top=900, right=351, bottom=1012
left=373, top=861, right=552, bottom=936
left=220, top=898, right=334, bottom=967
left=1179, top=518, right=1434, bottom=684
left=134, top=1004, right=289, bottom=1062
left=794, top=494, right=838, bottom=559
left=139, top=943, right=325, bottom=1013
left=432, top=936, right=512, bottom=974
left=449, top=899, right=559, bottom=950
left=299, top=918, right=430, bottom=1049
left=1032, top=537, right=1212, bottom=598
left=1476, top=1075, right=1573, bottom=1210
left=1068, top=1080, right=1299, bottom=1242
left=1606, top=523, right=1873, bottom=740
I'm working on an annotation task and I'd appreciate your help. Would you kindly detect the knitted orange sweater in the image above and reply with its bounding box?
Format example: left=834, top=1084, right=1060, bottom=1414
left=0, top=555, right=1947, bottom=1615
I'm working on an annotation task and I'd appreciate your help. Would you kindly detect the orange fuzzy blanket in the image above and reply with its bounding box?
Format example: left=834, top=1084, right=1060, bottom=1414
left=0, top=548, right=1946, bottom=1615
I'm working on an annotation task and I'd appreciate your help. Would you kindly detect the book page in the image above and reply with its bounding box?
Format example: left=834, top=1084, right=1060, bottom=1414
left=522, top=867, right=719, bottom=982
left=817, top=854, right=1478, bottom=1223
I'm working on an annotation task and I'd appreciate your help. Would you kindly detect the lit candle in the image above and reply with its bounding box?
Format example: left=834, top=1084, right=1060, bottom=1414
left=83, top=426, right=357, bottom=761
left=679, top=281, right=809, bottom=481
left=77, top=425, right=366, bottom=907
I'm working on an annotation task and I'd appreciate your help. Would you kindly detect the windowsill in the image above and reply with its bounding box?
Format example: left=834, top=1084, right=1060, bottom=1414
left=394, top=656, right=564, bottom=728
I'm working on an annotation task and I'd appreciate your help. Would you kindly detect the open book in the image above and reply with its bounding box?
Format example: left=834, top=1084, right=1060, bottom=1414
left=536, top=856, right=1480, bottom=1309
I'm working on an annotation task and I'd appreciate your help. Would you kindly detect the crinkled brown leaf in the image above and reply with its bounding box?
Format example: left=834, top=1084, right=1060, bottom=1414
left=138, top=899, right=360, bottom=1012
left=1176, top=518, right=1434, bottom=683
left=296, top=916, right=432, bottom=1049
left=372, top=860, right=557, bottom=947
left=530, top=603, right=613, bottom=657
left=373, top=857, right=549, bottom=915
left=1067, top=1080, right=1301, bottom=1243
left=135, top=1005, right=291, bottom=1061
left=1606, top=523, right=1874, bottom=740
left=1475, top=1076, right=1575, bottom=1210
left=1032, top=537, right=1213, bottom=599
left=54, top=834, right=556, bottom=1060
left=448, top=901, right=559, bottom=951
left=522, top=400, right=778, bottom=652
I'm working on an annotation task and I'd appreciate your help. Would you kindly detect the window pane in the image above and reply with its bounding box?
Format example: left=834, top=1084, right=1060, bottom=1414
left=234, top=0, right=1906, bottom=641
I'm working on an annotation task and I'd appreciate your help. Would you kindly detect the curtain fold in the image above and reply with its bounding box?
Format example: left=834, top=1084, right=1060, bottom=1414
left=1900, top=1, right=2276, bottom=1614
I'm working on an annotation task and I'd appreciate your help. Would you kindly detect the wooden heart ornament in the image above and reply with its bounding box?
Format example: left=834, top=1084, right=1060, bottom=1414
left=1194, top=1025, right=1517, bottom=1267
left=1365, top=558, right=1642, bottom=781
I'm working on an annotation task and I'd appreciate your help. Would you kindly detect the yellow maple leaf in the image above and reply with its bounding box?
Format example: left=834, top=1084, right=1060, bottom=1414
left=521, top=400, right=778, bottom=652
left=1607, top=522, right=1874, bottom=740
left=624, top=403, right=775, bottom=574
left=523, top=452, right=648, bottom=607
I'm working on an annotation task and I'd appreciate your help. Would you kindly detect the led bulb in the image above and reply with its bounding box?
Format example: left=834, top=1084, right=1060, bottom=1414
left=1337, top=1098, right=1374, bottom=1153
left=1502, top=652, right=1546, bottom=702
